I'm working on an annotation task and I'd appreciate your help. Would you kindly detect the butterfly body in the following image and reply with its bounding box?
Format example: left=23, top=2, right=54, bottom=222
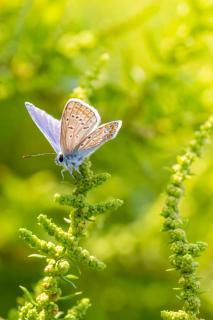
left=55, top=151, right=84, bottom=174
left=25, top=98, right=122, bottom=176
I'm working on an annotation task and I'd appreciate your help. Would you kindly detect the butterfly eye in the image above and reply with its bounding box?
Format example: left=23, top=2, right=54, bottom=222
left=58, top=154, right=64, bottom=162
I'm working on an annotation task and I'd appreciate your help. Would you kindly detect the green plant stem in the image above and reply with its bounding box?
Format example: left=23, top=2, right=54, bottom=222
left=18, top=159, right=122, bottom=320
left=161, top=115, right=213, bottom=320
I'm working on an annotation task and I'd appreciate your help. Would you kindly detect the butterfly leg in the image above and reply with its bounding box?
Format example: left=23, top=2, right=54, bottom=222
left=67, top=166, right=73, bottom=177
left=72, top=162, right=82, bottom=175
left=74, top=166, right=81, bottom=175
left=61, top=168, right=66, bottom=179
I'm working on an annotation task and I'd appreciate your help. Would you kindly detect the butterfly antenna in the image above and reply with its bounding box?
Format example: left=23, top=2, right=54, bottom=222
left=22, top=153, right=55, bottom=159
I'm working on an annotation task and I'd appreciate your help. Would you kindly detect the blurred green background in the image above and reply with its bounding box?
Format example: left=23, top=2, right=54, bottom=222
left=1, top=0, right=213, bottom=319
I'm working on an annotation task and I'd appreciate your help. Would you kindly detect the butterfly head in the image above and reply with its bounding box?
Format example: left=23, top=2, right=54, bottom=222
left=55, top=153, right=64, bottom=166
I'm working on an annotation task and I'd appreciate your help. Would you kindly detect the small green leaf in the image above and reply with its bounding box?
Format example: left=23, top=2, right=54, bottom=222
left=60, top=276, right=76, bottom=288
left=58, top=291, right=82, bottom=301
left=19, top=286, right=35, bottom=304
left=66, top=274, right=79, bottom=280
left=28, top=254, right=46, bottom=259
left=54, top=311, right=64, bottom=319
left=165, top=268, right=175, bottom=272
left=64, top=217, right=71, bottom=224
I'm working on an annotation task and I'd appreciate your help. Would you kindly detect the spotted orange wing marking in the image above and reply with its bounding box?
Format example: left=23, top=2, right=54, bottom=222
left=76, top=121, right=122, bottom=152
left=60, top=98, right=101, bottom=155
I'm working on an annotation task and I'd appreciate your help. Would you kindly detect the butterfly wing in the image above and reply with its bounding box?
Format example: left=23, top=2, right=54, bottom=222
left=60, top=98, right=101, bottom=155
left=25, top=102, right=61, bottom=153
left=74, top=120, right=122, bottom=157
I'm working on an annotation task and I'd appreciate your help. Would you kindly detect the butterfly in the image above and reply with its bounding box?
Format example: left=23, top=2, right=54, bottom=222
left=25, top=98, right=122, bottom=176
